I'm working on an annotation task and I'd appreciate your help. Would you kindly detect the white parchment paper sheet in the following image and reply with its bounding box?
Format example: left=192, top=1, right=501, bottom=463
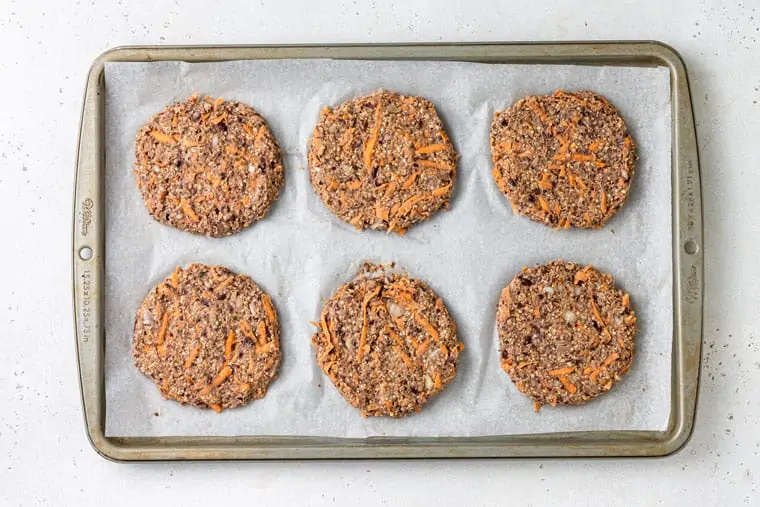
left=104, top=59, right=672, bottom=437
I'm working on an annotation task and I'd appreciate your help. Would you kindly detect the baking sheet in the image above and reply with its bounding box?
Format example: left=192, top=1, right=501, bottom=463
left=104, top=59, right=672, bottom=438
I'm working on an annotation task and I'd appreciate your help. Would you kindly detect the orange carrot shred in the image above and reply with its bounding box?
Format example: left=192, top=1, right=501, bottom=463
left=321, top=310, right=334, bottom=348
left=213, top=97, right=224, bottom=108
left=571, top=153, right=594, bottom=162
left=559, top=376, right=577, bottom=393
left=548, top=366, right=574, bottom=376
left=623, top=293, right=630, bottom=308
left=157, top=313, right=170, bottom=348
left=214, top=275, right=234, bottom=293
left=149, top=130, right=175, bottom=144
left=363, top=101, right=383, bottom=173
left=208, top=403, right=222, bottom=413
left=603, top=352, right=620, bottom=367
left=416, top=144, right=447, bottom=155
left=357, top=286, right=382, bottom=362
left=413, top=312, right=440, bottom=342
left=416, top=338, right=431, bottom=356
left=184, top=342, right=201, bottom=369
left=601, top=192, right=609, bottom=214
left=200, top=365, right=233, bottom=396
left=534, top=401, right=542, bottom=412
left=538, top=196, right=550, bottom=214
left=346, top=180, right=362, bottom=190
left=181, top=199, right=199, bottom=223
left=417, top=159, right=452, bottom=171
left=256, top=321, right=267, bottom=346
left=261, top=294, right=276, bottom=323
left=224, top=329, right=235, bottom=361
left=538, top=173, right=553, bottom=190
left=402, top=171, right=420, bottom=189
left=431, top=183, right=452, bottom=197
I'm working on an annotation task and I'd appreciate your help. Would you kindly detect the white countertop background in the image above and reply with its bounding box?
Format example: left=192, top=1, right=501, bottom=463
left=1, top=0, right=757, bottom=505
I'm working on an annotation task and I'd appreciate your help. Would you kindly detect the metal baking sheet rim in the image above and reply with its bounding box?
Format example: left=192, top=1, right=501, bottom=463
left=72, top=41, right=703, bottom=461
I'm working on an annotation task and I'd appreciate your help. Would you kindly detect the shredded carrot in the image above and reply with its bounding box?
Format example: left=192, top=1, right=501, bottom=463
left=256, top=321, right=267, bottom=346
left=357, top=286, right=382, bottom=362
left=170, top=267, right=180, bottom=288
left=501, top=287, right=512, bottom=317
left=309, top=320, right=319, bottom=328
left=416, top=338, right=431, bottom=356
left=590, top=299, right=605, bottom=329
left=149, top=130, right=175, bottom=144
left=208, top=403, right=222, bottom=413
left=582, top=366, right=594, bottom=375
left=548, top=366, right=574, bottom=377
left=527, top=100, right=548, bottom=123
left=415, top=144, right=447, bottom=154
left=517, top=361, right=534, bottom=370
left=417, top=159, right=453, bottom=171
left=433, top=373, right=442, bottom=389
left=574, top=265, right=593, bottom=284
left=210, top=112, right=227, bottom=125
left=533, top=306, right=540, bottom=318
left=256, top=342, right=275, bottom=355
left=588, top=140, right=600, bottom=152
left=214, top=275, right=234, bottom=293
left=363, top=101, right=383, bottom=173
left=181, top=199, right=199, bottom=223
left=213, top=97, right=224, bottom=108
left=184, top=342, right=201, bottom=369
left=600, top=191, right=608, bottom=214
left=559, top=376, right=577, bottom=393
left=622, top=293, right=630, bottom=309
left=603, top=352, right=620, bottom=367
left=402, top=171, right=420, bottom=189
left=200, top=365, right=233, bottom=396
left=571, top=153, right=595, bottom=162
left=261, top=294, right=276, bottom=323
left=534, top=401, right=542, bottom=412
left=381, top=181, right=398, bottom=201
left=538, top=173, right=553, bottom=190
left=576, top=178, right=588, bottom=192
left=431, top=183, right=452, bottom=197
left=538, top=196, right=550, bottom=214
left=157, top=313, right=170, bottom=348
left=320, top=309, right=334, bottom=348
left=224, top=329, right=235, bottom=361
left=346, top=180, right=362, bottom=190
left=440, top=343, right=449, bottom=356
left=492, top=167, right=509, bottom=193
left=625, top=315, right=637, bottom=326
left=595, top=160, right=607, bottom=168
left=242, top=123, right=255, bottom=137
left=589, top=368, right=603, bottom=382
left=413, top=312, right=440, bottom=342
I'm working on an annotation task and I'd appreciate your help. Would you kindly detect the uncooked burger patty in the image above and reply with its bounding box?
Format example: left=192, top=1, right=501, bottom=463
left=133, top=263, right=281, bottom=412
left=134, top=94, right=284, bottom=237
left=490, top=90, right=636, bottom=229
left=308, top=90, right=457, bottom=234
left=312, top=263, right=463, bottom=417
left=496, top=261, right=637, bottom=409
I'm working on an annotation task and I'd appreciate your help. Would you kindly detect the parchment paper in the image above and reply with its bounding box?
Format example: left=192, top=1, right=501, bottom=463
left=104, top=59, right=672, bottom=437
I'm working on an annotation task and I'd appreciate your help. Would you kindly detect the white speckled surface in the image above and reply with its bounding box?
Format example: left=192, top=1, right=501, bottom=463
left=0, top=0, right=757, bottom=505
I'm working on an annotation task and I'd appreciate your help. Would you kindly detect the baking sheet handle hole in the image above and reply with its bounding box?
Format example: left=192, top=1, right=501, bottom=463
left=684, top=239, right=699, bottom=255
left=79, top=246, right=93, bottom=261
